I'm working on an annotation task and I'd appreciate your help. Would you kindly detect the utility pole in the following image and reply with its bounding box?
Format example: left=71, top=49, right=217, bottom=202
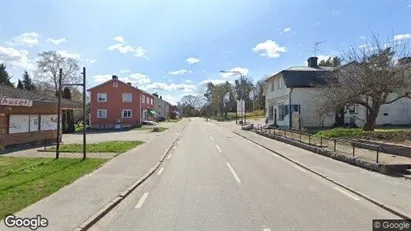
left=56, top=69, right=62, bottom=159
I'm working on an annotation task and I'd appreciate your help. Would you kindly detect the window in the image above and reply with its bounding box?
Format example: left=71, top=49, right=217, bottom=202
left=123, top=93, right=132, bottom=102
left=142, top=95, right=145, bottom=103
left=122, top=109, right=132, bottom=118
left=278, top=104, right=285, bottom=121
left=279, top=77, right=283, bottom=89
left=271, top=80, right=275, bottom=91
left=276, top=78, right=281, bottom=89
left=97, top=93, right=107, bottom=102
left=97, top=109, right=107, bottom=118
left=268, top=105, right=273, bottom=120
left=113, top=83, right=118, bottom=87
left=146, top=97, right=149, bottom=104
left=150, top=98, right=153, bottom=105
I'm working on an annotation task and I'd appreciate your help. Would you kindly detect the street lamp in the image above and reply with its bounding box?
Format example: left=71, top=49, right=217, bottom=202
left=220, top=70, right=244, bottom=124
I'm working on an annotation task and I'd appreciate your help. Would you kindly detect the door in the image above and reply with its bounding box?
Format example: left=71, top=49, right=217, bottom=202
left=335, top=108, right=345, bottom=126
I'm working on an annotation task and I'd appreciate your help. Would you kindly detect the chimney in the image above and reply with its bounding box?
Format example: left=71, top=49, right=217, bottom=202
left=307, top=57, right=318, bottom=68
left=127, top=82, right=131, bottom=86
left=112, top=75, right=118, bottom=80
left=160, top=96, right=162, bottom=99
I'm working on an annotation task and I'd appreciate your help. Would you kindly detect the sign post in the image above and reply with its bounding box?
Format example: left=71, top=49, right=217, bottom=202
left=236, top=99, right=245, bottom=125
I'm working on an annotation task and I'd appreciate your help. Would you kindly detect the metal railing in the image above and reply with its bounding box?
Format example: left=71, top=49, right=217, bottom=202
left=251, top=124, right=383, bottom=163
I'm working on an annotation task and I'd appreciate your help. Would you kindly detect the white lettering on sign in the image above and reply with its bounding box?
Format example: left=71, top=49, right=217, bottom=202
left=0, top=97, right=33, bottom=107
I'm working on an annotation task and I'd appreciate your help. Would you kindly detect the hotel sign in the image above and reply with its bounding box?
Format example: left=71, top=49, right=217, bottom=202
left=0, top=97, right=33, bottom=107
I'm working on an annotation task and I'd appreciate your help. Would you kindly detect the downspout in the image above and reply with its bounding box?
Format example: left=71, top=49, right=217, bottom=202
left=139, top=92, right=142, bottom=125
left=289, top=88, right=293, bottom=129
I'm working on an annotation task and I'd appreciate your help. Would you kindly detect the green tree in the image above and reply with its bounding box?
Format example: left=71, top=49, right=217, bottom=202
left=234, top=76, right=255, bottom=112
left=22, top=70, right=36, bottom=90
left=0, top=63, right=14, bottom=87
left=62, top=87, right=75, bottom=133
left=17, top=80, right=24, bottom=89
left=319, top=56, right=343, bottom=67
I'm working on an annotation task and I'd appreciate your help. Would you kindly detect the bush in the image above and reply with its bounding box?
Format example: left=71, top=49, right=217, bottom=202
left=315, top=127, right=411, bottom=142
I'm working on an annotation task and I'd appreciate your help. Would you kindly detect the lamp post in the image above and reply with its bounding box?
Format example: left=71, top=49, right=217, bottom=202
left=220, top=70, right=243, bottom=124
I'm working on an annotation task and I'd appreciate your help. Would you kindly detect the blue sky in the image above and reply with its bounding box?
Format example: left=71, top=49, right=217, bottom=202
left=1, top=0, right=410, bottom=105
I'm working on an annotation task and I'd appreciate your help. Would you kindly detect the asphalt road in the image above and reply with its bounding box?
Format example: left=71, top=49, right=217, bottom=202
left=90, top=117, right=399, bottom=231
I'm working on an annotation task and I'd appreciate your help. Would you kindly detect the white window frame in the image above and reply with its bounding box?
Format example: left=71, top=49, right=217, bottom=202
left=97, top=93, right=107, bottom=102
left=113, top=82, right=118, bottom=88
left=279, top=77, right=283, bottom=89
left=150, top=98, right=153, bottom=105
left=122, top=109, right=132, bottom=118
left=123, top=93, right=132, bottom=102
left=278, top=104, right=285, bottom=121
left=142, top=95, right=145, bottom=103
left=146, top=97, right=149, bottom=104
left=97, top=109, right=107, bottom=118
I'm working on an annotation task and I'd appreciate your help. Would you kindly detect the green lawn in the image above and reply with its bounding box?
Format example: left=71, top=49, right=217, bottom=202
left=315, top=127, right=411, bottom=142
left=0, top=157, right=106, bottom=219
left=133, top=126, right=168, bottom=132
left=45, top=141, right=144, bottom=154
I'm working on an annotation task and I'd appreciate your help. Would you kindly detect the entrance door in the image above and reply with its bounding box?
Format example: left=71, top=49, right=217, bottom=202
left=335, top=108, right=345, bottom=126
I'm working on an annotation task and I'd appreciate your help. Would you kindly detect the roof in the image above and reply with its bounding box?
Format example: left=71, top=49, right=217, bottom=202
left=281, top=70, right=330, bottom=88
left=0, top=84, right=82, bottom=107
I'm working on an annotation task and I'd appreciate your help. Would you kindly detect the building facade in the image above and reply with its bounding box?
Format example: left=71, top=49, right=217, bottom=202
left=153, top=95, right=170, bottom=119
left=88, top=75, right=154, bottom=129
left=0, top=85, right=80, bottom=148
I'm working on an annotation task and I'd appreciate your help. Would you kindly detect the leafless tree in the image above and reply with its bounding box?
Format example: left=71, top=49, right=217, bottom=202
left=313, top=32, right=411, bottom=131
left=35, top=51, right=80, bottom=93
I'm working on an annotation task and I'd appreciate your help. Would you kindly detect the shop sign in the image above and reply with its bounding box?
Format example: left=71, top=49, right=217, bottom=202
left=0, top=97, right=33, bottom=107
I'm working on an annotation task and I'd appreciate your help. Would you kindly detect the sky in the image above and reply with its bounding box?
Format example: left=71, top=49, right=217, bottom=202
left=1, top=0, right=411, bottom=105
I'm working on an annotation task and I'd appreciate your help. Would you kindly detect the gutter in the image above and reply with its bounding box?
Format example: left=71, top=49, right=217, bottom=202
left=289, top=88, right=293, bottom=129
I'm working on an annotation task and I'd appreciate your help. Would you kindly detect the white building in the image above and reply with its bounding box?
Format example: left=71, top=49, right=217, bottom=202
left=153, top=94, right=170, bottom=119
left=264, top=56, right=411, bottom=130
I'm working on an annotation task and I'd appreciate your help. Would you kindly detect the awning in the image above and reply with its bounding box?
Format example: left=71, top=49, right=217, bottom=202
left=148, top=109, right=157, bottom=116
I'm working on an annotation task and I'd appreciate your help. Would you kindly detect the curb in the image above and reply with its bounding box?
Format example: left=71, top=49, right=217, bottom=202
left=74, top=122, right=188, bottom=231
left=232, top=130, right=411, bottom=220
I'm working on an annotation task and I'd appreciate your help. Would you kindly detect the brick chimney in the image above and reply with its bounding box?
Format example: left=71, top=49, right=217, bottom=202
left=112, top=75, right=118, bottom=80
left=307, top=57, right=318, bottom=68
left=127, top=82, right=131, bottom=85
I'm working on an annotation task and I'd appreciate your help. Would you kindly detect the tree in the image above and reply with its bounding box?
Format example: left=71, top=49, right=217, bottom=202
left=319, top=56, right=343, bottom=67
left=17, top=80, right=24, bottom=89
left=62, top=87, right=76, bottom=133
left=313, top=33, right=411, bottom=131
left=234, top=75, right=255, bottom=112
left=35, top=51, right=80, bottom=93
left=22, top=70, right=36, bottom=90
left=0, top=63, right=14, bottom=87
left=254, top=78, right=266, bottom=110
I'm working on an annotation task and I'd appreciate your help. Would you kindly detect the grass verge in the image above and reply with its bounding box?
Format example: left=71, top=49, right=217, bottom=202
left=0, top=157, right=106, bottom=219
left=133, top=126, right=168, bottom=132
left=45, top=141, right=144, bottom=154
left=315, top=128, right=411, bottom=142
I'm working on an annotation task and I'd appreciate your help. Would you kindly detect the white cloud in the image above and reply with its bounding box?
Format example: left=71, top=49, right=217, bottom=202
left=129, top=73, right=151, bottom=85
left=5, top=32, right=39, bottom=47
left=162, top=95, right=178, bottom=106
left=142, top=82, right=197, bottom=93
left=331, top=9, right=340, bottom=16
left=107, top=37, right=148, bottom=58
left=92, top=72, right=151, bottom=86
left=57, top=50, right=81, bottom=59
left=186, top=57, right=200, bottom=64
left=113, top=36, right=125, bottom=43
left=47, top=38, right=66, bottom=45
left=0, top=46, right=36, bottom=71
left=120, top=70, right=131, bottom=73
left=360, top=36, right=366, bottom=40
left=85, top=58, right=96, bottom=64
left=282, top=27, right=291, bottom=33
left=199, top=79, right=227, bottom=85
left=169, top=69, right=189, bottom=75
left=252, top=40, right=287, bottom=58
left=202, top=69, right=207, bottom=72
left=408, top=3, right=411, bottom=8
left=219, top=67, right=249, bottom=78
left=394, top=33, right=411, bottom=41
left=185, top=80, right=192, bottom=83
left=313, top=22, right=320, bottom=26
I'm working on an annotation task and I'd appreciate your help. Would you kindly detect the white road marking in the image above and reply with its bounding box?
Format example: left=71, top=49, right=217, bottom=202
left=226, top=162, right=242, bottom=183
left=167, top=154, right=172, bottom=159
left=294, top=165, right=307, bottom=173
left=135, top=192, right=149, bottom=208
left=216, top=144, right=222, bottom=153
left=210, top=136, right=215, bottom=141
left=333, top=187, right=360, bottom=201
left=157, top=167, right=164, bottom=175
left=263, top=229, right=271, bottom=231
left=173, top=146, right=176, bottom=150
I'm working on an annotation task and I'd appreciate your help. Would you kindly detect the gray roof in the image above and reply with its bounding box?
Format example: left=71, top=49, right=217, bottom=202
left=281, top=70, right=330, bottom=88
left=0, top=84, right=82, bottom=107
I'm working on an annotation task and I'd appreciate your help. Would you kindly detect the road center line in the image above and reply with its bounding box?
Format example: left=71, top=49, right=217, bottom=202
left=216, top=144, right=222, bottom=153
left=263, top=229, right=271, bottom=231
left=173, top=146, right=176, bottom=150
left=135, top=192, right=149, bottom=208
left=294, top=165, right=307, bottom=172
left=210, top=136, right=215, bottom=141
left=167, top=154, right=172, bottom=159
left=157, top=167, right=164, bottom=175
left=333, top=187, right=360, bottom=201
left=226, top=162, right=242, bottom=183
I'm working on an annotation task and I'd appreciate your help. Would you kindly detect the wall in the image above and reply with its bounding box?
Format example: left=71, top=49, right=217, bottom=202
left=264, top=74, right=289, bottom=125
left=0, top=102, right=62, bottom=147
left=90, top=80, right=142, bottom=128
left=291, top=88, right=335, bottom=128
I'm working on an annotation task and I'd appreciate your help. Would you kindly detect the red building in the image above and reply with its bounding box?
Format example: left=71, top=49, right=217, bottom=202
left=88, top=75, right=155, bottom=129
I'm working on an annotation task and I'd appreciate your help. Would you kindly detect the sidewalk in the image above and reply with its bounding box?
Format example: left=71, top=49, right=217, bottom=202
left=0, top=120, right=188, bottom=231
left=217, top=121, right=411, bottom=218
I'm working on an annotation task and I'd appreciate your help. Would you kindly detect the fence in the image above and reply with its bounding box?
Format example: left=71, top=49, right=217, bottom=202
left=250, top=124, right=384, bottom=163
